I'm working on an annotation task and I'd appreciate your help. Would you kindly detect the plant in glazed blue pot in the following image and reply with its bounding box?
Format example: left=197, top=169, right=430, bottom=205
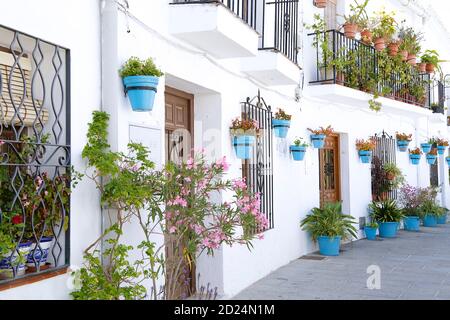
left=308, top=125, right=334, bottom=149
left=364, top=222, right=378, bottom=241
left=290, top=137, right=309, bottom=161
left=426, top=148, right=438, bottom=165
left=395, top=132, right=412, bottom=152
left=369, top=199, right=404, bottom=238
left=409, top=147, right=422, bottom=165
left=420, top=142, right=432, bottom=154
left=300, top=202, right=357, bottom=256
left=421, top=199, right=441, bottom=227
left=119, top=57, right=163, bottom=112
left=230, top=118, right=259, bottom=160
left=272, top=108, right=292, bottom=138
left=356, top=138, right=376, bottom=164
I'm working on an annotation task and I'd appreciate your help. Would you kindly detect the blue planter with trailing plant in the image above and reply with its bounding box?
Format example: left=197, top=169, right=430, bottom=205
left=0, top=241, right=32, bottom=279
left=290, top=145, right=306, bottom=161
left=359, top=150, right=372, bottom=164
left=397, top=140, right=410, bottom=152
left=437, top=145, right=446, bottom=155
left=233, top=135, right=255, bottom=160
left=26, top=237, right=53, bottom=267
left=364, top=227, right=377, bottom=241
left=409, top=154, right=421, bottom=165
left=378, top=222, right=399, bottom=238
left=437, top=214, right=447, bottom=224
left=272, top=119, right=291, bottom=138
left=423, top=214, right=438, bottom=227
left=311, top=134, right=326, bottom=149
left=123, top=75, right=159, bottom=112
left=317, top=236, right=341, bottom=256
left=426, top=154, right=437, bottom=165
left=420, top=143, right=432, bottom=154
left=404, top=216, right=420, bottom=231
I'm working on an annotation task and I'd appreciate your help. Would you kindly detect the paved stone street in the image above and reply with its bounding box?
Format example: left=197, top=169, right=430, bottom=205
left=234, top=224, right=450, bottom=300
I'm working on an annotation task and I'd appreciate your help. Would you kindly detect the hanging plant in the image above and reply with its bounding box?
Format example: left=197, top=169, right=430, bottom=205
left=420, top=141, right=432, bottom=154
left=409, top=147, right=422, bottom=165
left=290, top=137, right=309, bottom=161
left=272, top=108, right=292, bottom=138
left=355, top=138, right=376, bottom=163
left=426, top=148, right=438, bottom=165
left=396, top=132, right=412, bottom=152
left=308, top=125, right=334, bottom=149
left=435, top=138, right=449, bottom=155
left=230, top=118, right=259, bottom=160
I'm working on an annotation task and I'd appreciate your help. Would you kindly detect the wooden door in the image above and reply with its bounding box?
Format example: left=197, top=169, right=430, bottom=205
left=319, top=134, right=341, bottom=207
left=164, top=87, right=195, bottom=299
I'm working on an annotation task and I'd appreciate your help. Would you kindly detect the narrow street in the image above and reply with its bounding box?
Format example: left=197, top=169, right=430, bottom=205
left=235, top=224, right=450, bottom=300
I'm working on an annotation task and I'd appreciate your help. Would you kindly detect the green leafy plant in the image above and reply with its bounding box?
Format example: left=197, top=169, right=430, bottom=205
left=300, top=202, right=358, bottom=242
left=274, top=108, right=292, bottom=121
left=343, top=0, right=369, bottom=26
left=365, top=221, right=379, bottom=229
left=421, top=200, right=445, bottom=217
left=293, top=137, right=309, bottom=147
left=372, top=10, right=397, bottom=41
left=369, top=200, right=404, bottom=223
left=383, top=163, right=404, bottom=189
left=119, top=56, right=163, bottom=78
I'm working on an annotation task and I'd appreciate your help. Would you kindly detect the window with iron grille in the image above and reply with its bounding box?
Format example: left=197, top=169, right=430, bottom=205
left=0, top=24, right=70, bottom=284
left=241, top=92, right=274, bottom=230
left=371, top=132, right=397, bottom=200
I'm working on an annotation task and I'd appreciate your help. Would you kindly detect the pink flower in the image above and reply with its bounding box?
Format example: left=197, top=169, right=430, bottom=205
left=233, top=178, right=247, bottom=190
left=169, top=226, right=177, bottom=234
left=257, top=233, right=265, bottom=240
left=215, top=156, right=230, bottom=172
left=186, top=158, right=195, bottom=169
left=184, top=177, right=191, bottom=183
left=0, top=140, right=4, bottom=146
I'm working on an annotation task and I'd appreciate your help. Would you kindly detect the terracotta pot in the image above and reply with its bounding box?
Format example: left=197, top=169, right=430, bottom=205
left=407, top=54, right=417, bottom=66
left=314, top=0, right=328, bottom=8
left=426, top=63, right=435, bottom=73
left=361, top=30, right=373, bottom=45
left=336, top=73, right=345, bottom=85
left=343, top=23, right=358, bottom=39
left=386, top=173, right=396, bottom=181
left=400, top=50, right=408, bottom=61
left=374, top=37, right=385, bottom=52
left=418, top=63, right=427, bottom=73
left=388, top=43, right=399, bottom=56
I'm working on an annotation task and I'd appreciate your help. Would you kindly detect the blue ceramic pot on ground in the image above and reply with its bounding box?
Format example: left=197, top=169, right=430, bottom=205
left=26, top=237, right=54, bottom=267
left=378, top=222, right=399, bottom=238
left=311, top=134, right=326, bottom=149
left=317, top=236, right=341, bottom=256
left=0, top=242, right=32, bottom=280
left=409, top=154, right=421, bottom=165
left=364, top=227, right=377, bottom=240
left=426, top=154, right=437, bottom=165
left=437, top=145, right=446, bottom=155
left=359, top=150, right=372, bottom=164
left=437, top=214, right=447, bottom=224
left=423, top=214, right=438, bottom=227
left=290, top=145, right=306, bottom=161
left=123, top=75, right=159, bottom=112
left=404, top=216, right=420, bottom=231
left=420, top=143, right=432, bottom=154
left=272, top=119, right=291, bottom=138
left=397, top=140, right=410, bottom=152
left=233, top=135, right=255, bottom=160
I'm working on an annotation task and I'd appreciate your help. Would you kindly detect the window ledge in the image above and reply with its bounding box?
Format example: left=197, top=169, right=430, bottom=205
left=0, top=266, right=68, bottom=292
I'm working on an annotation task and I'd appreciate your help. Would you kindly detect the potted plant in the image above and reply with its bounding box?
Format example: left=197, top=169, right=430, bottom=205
left=308, top=125, right=334, bottom=149
left=372, top=10, right=397, bottom=52
left=364, top=221, right=378, bottom=241
left=313, top=0, right=328, bottom=8
left=396, top=132, right=412, bottom=152
left=418, top=61, right=427, bottom=73
left=435, top=138, right=449, bottom=155
left=421, top=200, right=440, bottom=227
left=399, top=185, right=427, bottom=232
left=383, top=163, right=404, bottom=186
left=230, top=118, right=259, bottom=160
left=437, top=207, right=448, bottom=224
left=342, top=0, right=369, bottom=39
left=388, top=40, right=400, bottom=57
left=409, top=147, right=422, bottom=165
left=426, top=148, right=438, bottom=165
left=355, top=138, right=376, bottom=164
left=300, top=202, right=357, bottom=256
left=420, top=141, right=432, bottom=154
left=421, top=50, right=441, bottom=74
left=399, top=27, right=423, bottom=65
left=430, top=103, right=445, bottom=114
left=358, top=15, right=376, bottom=45
left=272, top=108, right=292, bottom=138
left=369, top=200, right=404, bottom=238
left=290, top=137, right=309, bottom=161
left=119, top=56, right=163, bottom=112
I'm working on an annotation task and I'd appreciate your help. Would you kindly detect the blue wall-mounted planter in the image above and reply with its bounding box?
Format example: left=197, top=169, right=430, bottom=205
left=378, top=222, right=399, bottom=238
left=409, top=154, right=421, bottom=165
left=420, top=143, right=432, bottom=154
left=272, top=119, right=291, bottom=138
left=437, top=214, right=447, bottom=224
left=426, top=155, right=437, bottom=165
left=317, top=236, right=341, bottom=256
left=404, top=216, right=420, bottom=231
left=437, top=145, right=446, bottom=155
left=359, top=150, right=372, bottom=164
left=233, top=135, right=255, bottom=160
left=446, top=158, right=450, bottom=166
left=290, top=145, right=306, bottom=161
left=311, top=134, right=326, bottom=149
left=364, top=227, right=377, bottom=240
left=397, top=140, right=410, bottom=152
left=423, top=214, right=438, bottom=227
left=123, top=75, right=159, bottom=112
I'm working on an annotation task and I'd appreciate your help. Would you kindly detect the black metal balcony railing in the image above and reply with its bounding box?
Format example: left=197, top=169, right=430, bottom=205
left=172, top=0, right=299, bottom=64
left=307, top=30, right=445, bottom=109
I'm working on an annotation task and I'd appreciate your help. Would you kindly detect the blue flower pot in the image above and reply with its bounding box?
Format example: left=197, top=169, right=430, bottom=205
left=317, top=236, right=341, bottom=256
left=420, top=143, right=432, bottom=154
left=233, top=135, right=255, bottom=160
left=364, top=227, right=377, bottom=240
left=437, top=214, right=447, bottom=224
left=397, top=140, right=410, bottom=152
left=404, top=216, right=420, bottom=231
left=423, top=214, right=438, bottom=227
left=437, top=145, right=446, bottom=155
left=359, top=150, right=372, bottom=164
left=123, top=75, right=159, bottom=112
left=409, top=154, right=421, bottom=165
left=378, top=222, right=399, bottom=238
left=26, top=237, right=53, bottom=267
left=446, top=158, right=450, bottom=166
left=311, top=134, right=326, bottom=149
left=426, top=155, right=437, bottom=165
left=272, top=119, right=291, bottom=138
left=290, top=145, right=306, bottom=161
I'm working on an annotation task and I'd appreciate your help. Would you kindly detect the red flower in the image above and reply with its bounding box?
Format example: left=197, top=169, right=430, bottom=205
left=11, top=215, right=23, bottom=225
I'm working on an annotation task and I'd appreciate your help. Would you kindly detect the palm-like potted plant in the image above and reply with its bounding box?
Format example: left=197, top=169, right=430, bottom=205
left=272, top=108, right=292, bottom=138
left=364, top=221, right=378, bottom=241
left=290, top=137, right=309, bottom=161
left=409, top=147, right=422, bottom=165
left=355, top=138, right=376, bottom=163
left=119, top=57, right=163, bottom=112
left=230, top=118, right=259, bottom=160
left=308, top=125, right=334, bottom=149
left=396, top=132, right=412, bottom=152
left=369, top=200, right=404, bottom=238
left=300, top=202, right=357, bottom=256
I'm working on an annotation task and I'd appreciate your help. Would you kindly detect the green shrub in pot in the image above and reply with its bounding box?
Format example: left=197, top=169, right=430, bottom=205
left=369, top=200, right=404, bottom=238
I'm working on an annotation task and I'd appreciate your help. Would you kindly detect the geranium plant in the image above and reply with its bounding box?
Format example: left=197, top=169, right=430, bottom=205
left=307, top=125, right=334, bottom=136
left=230, top=118, right=260, bottom=137
left=274, top=108, right=292, bottom=121
left=355, top=138, right=376, bottom=151
left=396, top=132, right=412, bottom=141
left=409, top=147, right=422, bottom=155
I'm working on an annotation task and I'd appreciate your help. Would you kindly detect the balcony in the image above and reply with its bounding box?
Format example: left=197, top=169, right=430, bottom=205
left=307, top=30, right=445, bottom=112
left=169, top=0, right=259, bottom=58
